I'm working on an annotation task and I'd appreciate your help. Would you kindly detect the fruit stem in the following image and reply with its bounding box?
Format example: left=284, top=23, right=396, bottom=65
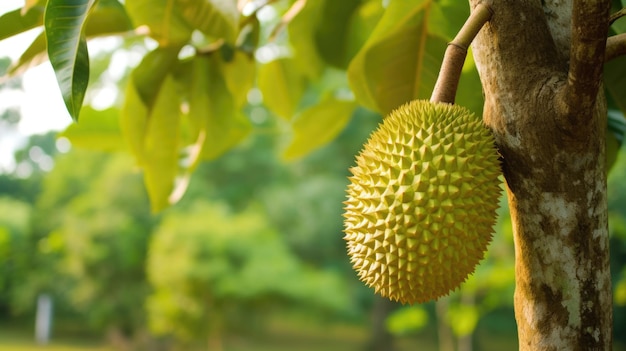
left=430, top=3, right=493, bottom=104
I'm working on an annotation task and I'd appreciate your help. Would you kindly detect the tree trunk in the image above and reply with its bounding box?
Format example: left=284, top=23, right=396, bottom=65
left=457, top=293, right=474, bottom=351
left=467, top=0, right=613, bottom=349
left=435, top=298, right=455, bottom=351
left=365, top=296, right=397, bottom=351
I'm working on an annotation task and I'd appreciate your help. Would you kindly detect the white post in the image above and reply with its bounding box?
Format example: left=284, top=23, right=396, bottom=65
left=35, top=293, right=53, bottom=345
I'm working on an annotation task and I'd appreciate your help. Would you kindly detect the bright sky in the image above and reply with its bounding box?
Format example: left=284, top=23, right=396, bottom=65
left=0, top=1, right=276, bottom=172
left=0, top=1, right=131, bottom=172
left=0, top=1, right=75, bottom=171
left=0, top=2, right=73, bottom=133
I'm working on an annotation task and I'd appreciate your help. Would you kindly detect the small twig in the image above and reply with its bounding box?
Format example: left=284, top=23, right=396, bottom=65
left=610, top=8, right=626, bottom=25
left=268, top=0, right=306, bottom=42
left=196, top=39, right=225, bottom=55
left=430, top=3, right=493, bottom=104
left=605, top=33, right=626, bottom=62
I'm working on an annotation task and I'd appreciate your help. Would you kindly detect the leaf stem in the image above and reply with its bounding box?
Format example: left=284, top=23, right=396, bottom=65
left=269, top=0, right=306, bottom=42
left=196, top=39, right=225, bottom=55
left=430, top=3, right=492, bottom=104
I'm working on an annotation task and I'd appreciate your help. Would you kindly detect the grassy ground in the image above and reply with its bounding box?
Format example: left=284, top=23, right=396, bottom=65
left=224, top=316, right=439, bottom=351
left=0, top=319, right=435, bottom=351
left=0, top=326, right=111, bottom=351
left=0, top=314, right=521, bottom=351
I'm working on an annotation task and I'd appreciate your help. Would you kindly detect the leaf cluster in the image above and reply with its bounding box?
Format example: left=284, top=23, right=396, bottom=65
left=0, top=0, right=480, bottom=211
left=2, top=0, right=626, bottom=209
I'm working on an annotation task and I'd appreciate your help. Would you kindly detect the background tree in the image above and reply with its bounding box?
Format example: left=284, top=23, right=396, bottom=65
left=52, top=152, right=155, bottom=347
left=147, top=200, right=354, bottom=350
left=0, top=196, right=31, bottom=318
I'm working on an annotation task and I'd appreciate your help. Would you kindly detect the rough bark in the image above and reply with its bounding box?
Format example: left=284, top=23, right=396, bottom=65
left=467, top=0, right=613, bottom=349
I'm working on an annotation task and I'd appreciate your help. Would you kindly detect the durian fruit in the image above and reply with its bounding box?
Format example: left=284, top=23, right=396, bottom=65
left=343, top=100, right=501, bottom=304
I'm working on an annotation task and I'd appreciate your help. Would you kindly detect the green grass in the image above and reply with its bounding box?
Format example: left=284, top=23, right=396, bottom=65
left=214, top=314, right=442, bottom=351
left=0, top=317, right=434, bottom=351
left=0, top=327, right=111, bottom=351
left=0, top=345, right=110, bottom=351
left=0, top=313, right=522, bottom=351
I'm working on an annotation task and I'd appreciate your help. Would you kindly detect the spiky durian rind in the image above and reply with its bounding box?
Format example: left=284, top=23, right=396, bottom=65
left=343, top=100, right=501, bottom=304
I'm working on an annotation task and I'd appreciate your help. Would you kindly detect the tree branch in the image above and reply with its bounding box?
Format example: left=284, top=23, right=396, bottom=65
left=605, top=33, right=626, bottom=62
left=269, top=0, right=306, bottom=42
left=610, top=8, right=626, bottom=25
left=430, top=3, right=492, bottom=104
left=557, top=0, right=611, bottom=122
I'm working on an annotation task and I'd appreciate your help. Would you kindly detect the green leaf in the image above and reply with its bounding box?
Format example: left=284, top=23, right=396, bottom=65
left=59, top=106, right=125, bottom=151
left=288, top=0, right=325, bottom=79
left=604, top=55, right=626, bottom=115
left=142, top=75, right=181, bottom=212
left=0, top=5, right=44, bottom=41
left=608, top=108, right=626, bottom=145
left=607, top=107, right=626, bottom=173
left=23, top=0, right=46, bottom=14
left=219, top=50, right=256, bottom=107
left=121, top=77, right=150, bottom=163
left=282, top=97, right=357, bottom=160
left=314, top=0, right=363, bottom=69
left=6, top=33, right=47, bottom=77
left=258, top=58, right=306, bottom=120
left=127, top=0, right=240, bottom=45
left=132, top=46, right=182, bottom=106
left=607, top=128, right=620, bottom=174
left=345, top=0, right=385, bottom=62
left=236, top=15, right=259, bottom=54
left=175, top=0, right=239, bottom=42
left=7, top=0, right=133, bottom=77
left=610, top=0, right=626, bottom=34
left=44, top=0, right=97, bottom=120
left=84, top=0, right=133, bottom=35
left=188, top=55, right=251, bottom=161
left=428, top=0, right=470, bottom=41
left=454, top=49, right=484, bottom=116
left=288, top=0, right=381, bottom=77
left=125, top=0, right=193, bottom=45
left=121, top=46, right=181, bottom=163
left=347, top=0, right=447, bottom=115
left=604, top=63, right=626, bottom=174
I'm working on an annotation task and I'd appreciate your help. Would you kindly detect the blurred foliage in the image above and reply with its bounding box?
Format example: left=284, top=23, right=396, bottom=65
left=54, top=153, right=154, bottom=333
left=147, top=200, right=354, bottom=346
left=1, top=114, right=621, bottom=350
left=0, top=0, right=523, bottom=210
left=608, top=148, right=626, bottom=347
left=0, top=99, right=385, bottom=348
left=386, top=306, right=429, bottom=336
left=0, top=196, right=31, bottom=316
left=4, top=150, right=154, bottom=347
left=2, top=0, right=623, bottom=213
